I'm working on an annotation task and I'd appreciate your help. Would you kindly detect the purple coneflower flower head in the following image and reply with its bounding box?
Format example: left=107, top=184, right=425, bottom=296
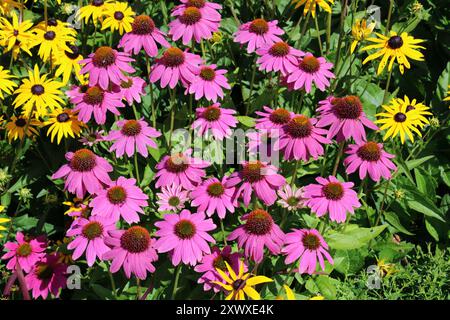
left=303, top=176, right=361, bottom=223
left=282, top=228, right=333, bottom=274
left=68, top=84, right=124, bottom=125
left=277, top=114, right=331, bottom=161
left=66, top=215, right=115, bottom=266
left=344, top=141, right=397, bottom=182
left=277, top=184, right=305, bottom=211
left=155, top=150, right=210, bottom=190
left=1, top=232, right=46, bottom=273
left=154, top=209, right=217, bottom=266
left=79, top=128, right=105, bottom=146
left=150, top=47, right=203, bottom=88
left=192, top=103, right=237, bottom=140
left=25, top=253, right=67, bottom=299
left=118, top=15, right=170, bottom=57
left=226, top=161, right=286, bottom=206
left=176, top=0, right=222, bottom=20
left=118, top=76, right=146, bottom=105
left=103, top=226, right=158, bottom=280
left=317, top=95, right=379, bottom=144
left=286, top=53, right=335, bottom=92
left=90, top=176, right=148, bottom=224
left=246, top=129, right=280, bottom=160
left=79, top=46, right=135, bottom=90
left=169, top=2, right=220, bottom=45
left=234, top=18, right=284, bottom=53
left=227, top=209, right=285, bottom=263
left=106, top=118, right=161, bottom=158
left=256, top=41, right=304, bottom=76
left=156, top=183, right=190, bottom=212
left=187, top=64, right=231, bottom=102
left=194, top=245, right=246, bottom=293
left=190, top=176, right=237, bottom=219
left=255, top=106, right=294, bottom=130
left=52, top=149, right=113, bottom=198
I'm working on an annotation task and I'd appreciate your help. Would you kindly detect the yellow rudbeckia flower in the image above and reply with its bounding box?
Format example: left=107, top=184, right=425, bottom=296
left=5, top=114, right=41, bottom=142
left=78, top=0, right=113, bottom=24
left=292, top=0, right=334, bottom=17
left=350, top=19, right=376, bottom=54
left=0, top=11, right=34, bottom=56
left=0, top=65, right=17, bottom=100
left=101, top=2, right=134, bottom=35
left=30, top=23, right=76, bottom=62
left=0, top=215, right=10, bottom=238
left=44, top=108, right=86, bottom=144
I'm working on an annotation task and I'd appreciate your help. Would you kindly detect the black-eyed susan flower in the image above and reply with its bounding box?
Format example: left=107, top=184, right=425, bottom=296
left=101, top=2, right=134, bottom=35
left=362, top=31, right=425, bottom=75
left=5, top=114, right=40, bottom=142
left=77, top=0, right=112, bottom=24
left=13, top=65, right=64, bottom=118
left=375, top=97, right=430, bottom=144
left=212, top=261, right=273, bottom=300
left=55, top=238, right=74, bottom=265
left=291, top=0, right=334, bottom=17
left=63, top=197, right=90, bottom=217
left=393, top=95, right=432, bottom=128
left=44, top=109, right=85, bottom=144
left=0, top=11, right=33, bottom=56
left=0, top=214, right=9, bottom=238
left=350, top=19, right=376, bottom=54
left=444, top=86, right=450, bottom=103
left=30, top=23, right=76, bottom=62
left=35, top=18, right=78, bottom=38
left=53, top=44, right=84, bottom=84
left=0, top=0, right=22, bottom=16
left=376, top=258, right=396, bottom=277
left=0, top=65, right=17, bottom=100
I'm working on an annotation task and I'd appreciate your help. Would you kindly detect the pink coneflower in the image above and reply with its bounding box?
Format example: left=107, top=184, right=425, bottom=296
left=344, top=141, right=397, bottom=182
left=286, top=53, right=335, bottom=92
left=106, top=118, right=161, bottom=158
left=79, top=128, right=104, bottom=146
left=187, top=65, right=231, bottom=102
left=1, top=232, right=46, bottom=273
left=155, top=150, right=210, bottom=190
left=118, top=15, right=170, bottom=57
left=80, top=46, right=135, bottom=90
left=156, top=183, right=190, bottom=212
left=234, top=18, right=284, bottom=53
left=68, top=85, right=124, bottom=125
left=52, top=149, right=113, bottom=198
left=256, top=41, right=304, bottom=76
left=103, top=226, right=158, bottom=280
left=277, top=114, right=331, bottom=161
left=119, top=76, right=146, bottom=105
left=66, top=215, right=115, bottom=266
left=90, top=176, right=148, bottom=224
left=154, top=209, right=216, bottom=266
left=255, top=106, right=293, bottom=130
left=194, top=246, right=245, bottom=292
left=150, top=47, right=202, bottom=88
left=190, top=176, right=236, bottom=219
left=303, top=176, right=361, bottom=223
left=25, top=253, right=67, bottom=299
left=192, top=103, right=237, bottom=140
left=175, top=0, right=222, bottom=20
left=317, top=95, right=379, bottom=144
left=226, top=161, right=286, bottom=206
left=169, top=3, right=220, bottom=45
left=246, top=129, right=280, bottom=160
left=277, top=184, right=305, bottom=211
left=227, top=209, right=285, bottom=263
left=282, top=229, right=333, bottom=274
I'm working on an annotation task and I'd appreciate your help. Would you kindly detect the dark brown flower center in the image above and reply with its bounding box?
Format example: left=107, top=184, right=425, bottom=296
left=56, top=112, right=70, bottom=123
left=202, top=105, right=221, bottom=121
left=92, top=0, right=104, bottom=6
left=114, top=11, right=124, bottom=20
left=332, top=95, right=363, bottom=120
left=302, top=233, right=321, bottom=250
left=405, top=105, right=415, bottom=112
left=387, top=35, right=403, bottom=49
left=213, top=255, right=231, bottom=271
left=92, top=46, right=116, bottom=68
left=44, top=30, right=56, bottom=40
left=161, top=47, right=185, bottom=67
left=174, top=219, right=196, bottom=239
left=232, top=278, right=245, bottom=290
left=299, top=55, right=320, bottom=73
left=165, top=154, right=189, bottom=173
left=179, top=7, right=202, bottom=25
left=207, top=182, right=225, bottom=197
left=244, top=209, right=273, bottom=235
left=168, top=196, right=181, bottom=207
left=199, top=67, right=216, bottom=81
left=394, top=112, right=407, bottom=122
left=31, top=84, right=45, bottom=95
left=249, top=18, right=269, bottom=35
left=187, top=0, right=205, bottom=8
left=83, top=86, right=104, bottom=105
left=16, top=243, right=32, bottom=257
left=268, top=42, right=290, bottom=57
left=241, top=161, right=264, bottom=183
left=15, top=118, right=27, bottom=127
left=82, top=221, right=103, bottom=240
left=120, top=78, right=133, bottom=89
left=357, top=141, right=381, bottom=161
left=121, top=120, right=142, bottom=136
left=322, top=182, right=344, bottom=200
left=287, top=196, right=300, bottom=207
left=65, top=45, right=80, bottom=60
left=285, top=115, right=312, bottom=138
left=107, top=186, right=127, bottom=204
left=70, top=149, right=97, bottom=172
left=36, top=263, right=54, bottom=280
left=120, top=226, right=150, bottom=253
left=47, top=18, right=58, bottom=26
left=13, top=29, right=19, bottom=36
left=269, top=108, right=291, bottom=125
left=132, top=15, right=155, bottom=34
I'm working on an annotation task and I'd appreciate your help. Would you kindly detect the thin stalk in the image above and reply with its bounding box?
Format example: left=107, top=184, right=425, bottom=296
left=227, top=0, right=240, bottom=25
left=220, top=219, right=228, bottom=245
left=136, top=278, right=141, bottom=300
left=291, top=160, right=300, bottom=186
left=332, top=141, right=345, bottom=176
left=109, top=271, right=117, bottom=298
left=297, top=9, right=312, bottom=46
left=145, top=55, right=156, bottom=128
left=168, top=89, right=176, bottom=149
left=246, top=60, right=257, bottom=115
left=375, top=179, right=391, bottom=226
left=333, top=0, right=348, bottom=74
left=314, top=14, right=324, bottom=56
left=385, top=0, right=394, bottom=35
left=326, top=12, right=332, bottom=55
left=171, top=265, right=182, bottom=300
left=382, top=68, right=393, bottom=104
left=134, top=152, right=140, bottom=185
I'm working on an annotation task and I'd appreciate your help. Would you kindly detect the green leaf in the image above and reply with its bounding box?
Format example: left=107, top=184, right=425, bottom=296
left=425, top=218, right=440, bottom=241
left=405, top=155, right=434, bottom=170
left=384, top=212, right=414, bottom=235
left=236, top=116, right=256, bottom=127
left=314, top=276, right=337, bottom=300
left=325, top=225, right=387, bottom=250
left=407, top=199, right=445, bottom=222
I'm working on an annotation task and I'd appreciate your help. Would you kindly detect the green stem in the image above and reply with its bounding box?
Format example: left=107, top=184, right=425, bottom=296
left=134, top=152, right=140, bottom=185
left=171, top=265, right=182, bottom=300
left=109, top=271, right=117, bottom=299
left=297, top=9, right=312, bottom=46
left=332, top=141, right=345, bottom=176
left=375, top=179, right=391, bottom=226
left=168, top=89, right=176, bottom=149
left=333, top=0, right=348, bottom=74
left=291, top=160, right=300, bottom=186
left=314, top=14, right=324, bottom=56
left=145, top=56, right=156, bottom=128
left=246, top=60, right=257, bottom=115
left=385, top=0, right=394, bottom=35
left=383, top=68, right=393, bottom=104
left=326, top=12, right=332, bottom=55
left=220, top=219, right=227, bottom=245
